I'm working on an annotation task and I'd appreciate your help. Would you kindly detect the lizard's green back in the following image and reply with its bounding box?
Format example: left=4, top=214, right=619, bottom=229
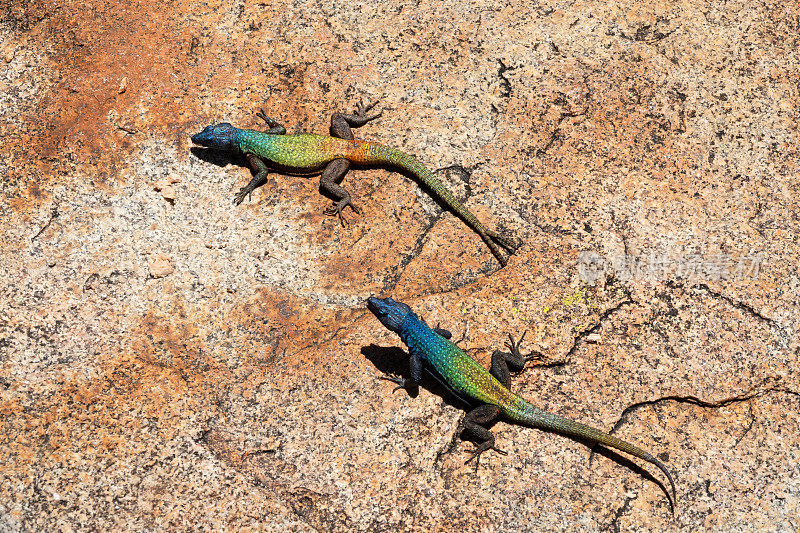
left=234, top=128, right=510, bottom=264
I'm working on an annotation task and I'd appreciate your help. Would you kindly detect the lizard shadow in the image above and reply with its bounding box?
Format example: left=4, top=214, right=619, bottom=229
left=360, top=163, right=514, bottom=245
left=190, top=147, right=322, bottom=207
left=190, top=146, right=248, bottom=169
left=190, top=147, right=507, bottom=243
left=361, top=343, right=506, bottom=462
left=360, top=344, right=474, bottom=411
left=360, top=163, right=459, bottom=210
left=191, top=146, right=372, bottom=208
left=584, top=445, right=673, bottom=512
left=191, top=146, right=323, bottom=178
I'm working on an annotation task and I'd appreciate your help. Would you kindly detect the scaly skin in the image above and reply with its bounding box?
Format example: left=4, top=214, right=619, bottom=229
left=366, top=296, right=677, bottom=511
left=191, top=102, right=517, bottom=266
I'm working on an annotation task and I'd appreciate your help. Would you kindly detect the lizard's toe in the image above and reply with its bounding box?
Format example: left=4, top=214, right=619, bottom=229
left=379, top=373, right=407, bottom=393
left=233, top=190, right=248, bottom=205
left=324, top=199, right=359, bottom=226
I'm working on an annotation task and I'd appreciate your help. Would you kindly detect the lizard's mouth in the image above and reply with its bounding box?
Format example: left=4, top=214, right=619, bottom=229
left=366, top=296, right=398, bottom=321
left=365, top=296, right=384, bottom=315
left=366, top=296, right=412, bottom=332
left=190, top=125, right=216, bottom=146
left=190, top=123, right=237, bottom=150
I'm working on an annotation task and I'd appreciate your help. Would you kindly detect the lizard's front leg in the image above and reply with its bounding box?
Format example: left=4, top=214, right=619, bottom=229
left=234, top=153, right=272, bottom=205
left=255, top=109, right=287, bottom=135
left=380, top=344, right=423, bottom=393
left=330, top=100, right=382, bottom=140
left=232, top=111, right=285, bottom=205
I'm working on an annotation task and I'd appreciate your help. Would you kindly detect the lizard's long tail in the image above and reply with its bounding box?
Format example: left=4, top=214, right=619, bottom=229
left=357, top=141, right=516, bottom=266
left=508, top=399, right=677, bottom=510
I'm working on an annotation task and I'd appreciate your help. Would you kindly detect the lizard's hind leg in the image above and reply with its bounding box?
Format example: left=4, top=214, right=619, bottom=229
left=320, top=158, right=358, bottom=225
left=453, top=404, right=507, bottom=468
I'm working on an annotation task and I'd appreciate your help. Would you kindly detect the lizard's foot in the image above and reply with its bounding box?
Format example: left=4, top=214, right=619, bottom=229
left=234, top=164, right=271, bottom=206
left=379, top=373, right=408, bottom=393
left=505, top=331, right=526, bottom=356
left=506, top=331, right=539, bottom=363
left=356, top=99, right=382, bottom=122
left=255, top=109, right=279, bottom=128
left=330, top=100, right=382, bottom=137
left=464, top=443, right=507, bottom=469
left=324, top=199, right=360, bottom=227
left=233, top=187, right=252, bottom=206
left=505, top=331, right=546, bottom=365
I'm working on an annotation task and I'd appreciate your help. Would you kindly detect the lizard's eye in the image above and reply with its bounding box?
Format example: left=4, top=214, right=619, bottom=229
left=214, top=123, right=234, bottom=135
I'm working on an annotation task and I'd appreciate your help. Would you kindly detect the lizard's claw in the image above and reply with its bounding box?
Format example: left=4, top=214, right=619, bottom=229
left=356, top=99, right=382, bottom=122
left=505, top=330, right=542, bottom=363
left=464, top=445, right=507, bottom=469
left=233, top=188, right=251, bottom=206
left=379, top=373, right=407, bottom=393
left=324, top=199, right=360, bottom=227
left=255, top=109, right=279, bottom=128
left=505, top=331, right=527, bottom=357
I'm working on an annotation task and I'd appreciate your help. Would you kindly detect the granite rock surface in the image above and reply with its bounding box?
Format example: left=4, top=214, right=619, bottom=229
left=1, top=0, right=798, bottom=530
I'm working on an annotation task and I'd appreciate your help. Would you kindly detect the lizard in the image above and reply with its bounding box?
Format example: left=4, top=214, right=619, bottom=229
left=366, top=296, right=677, bottom=510
left=190, top=101, right=517, bottom=266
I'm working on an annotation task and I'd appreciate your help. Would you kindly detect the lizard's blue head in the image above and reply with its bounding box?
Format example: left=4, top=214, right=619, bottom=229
left=367, top=296, right=413, bottom=333
left=191, top=123, right=239, bottom=151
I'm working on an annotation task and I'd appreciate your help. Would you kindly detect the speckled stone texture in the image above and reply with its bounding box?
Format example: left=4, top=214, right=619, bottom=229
left=1, top=0, right=798, bottom=530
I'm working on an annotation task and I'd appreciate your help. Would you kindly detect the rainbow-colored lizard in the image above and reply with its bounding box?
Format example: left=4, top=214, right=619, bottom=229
left=191, top=102, right=517, bottom=265
left=367, top=296, right=677, bottom=510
